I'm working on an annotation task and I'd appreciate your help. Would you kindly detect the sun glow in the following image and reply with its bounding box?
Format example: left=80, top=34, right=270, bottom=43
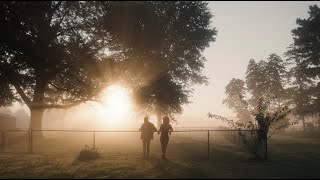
left=98, top=84, right=133, bottom=129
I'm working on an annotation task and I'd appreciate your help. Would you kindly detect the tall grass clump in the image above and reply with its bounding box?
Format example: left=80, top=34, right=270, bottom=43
left=76, top=145, right=100, bottom=161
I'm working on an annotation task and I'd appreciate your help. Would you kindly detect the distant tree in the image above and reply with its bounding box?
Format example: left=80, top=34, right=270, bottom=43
left=209, top=96, right=293, bottom=160
left=223, top=78, right=252, bottom=123
left=285, top=5, right=320, bottom=129
left=247, top=54, right=290, bottom=129
left=222, top=54, right=289, bottom=130
left=245, top=54, right=287, bottom=107
left=286, top=60, right=313, bottom=132
left=264, top=54, right=287, bottom=102
left=245, top=59, right=263, bottom=106
left=212, top=53, right=294, bottom=160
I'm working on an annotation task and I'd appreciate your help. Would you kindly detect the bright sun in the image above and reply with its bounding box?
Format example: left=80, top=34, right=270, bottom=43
left=98, top=84, right=133, bottom=129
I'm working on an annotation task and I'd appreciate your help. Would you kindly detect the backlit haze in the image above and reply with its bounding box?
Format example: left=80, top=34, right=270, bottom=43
left=5, top=1, right=320, bottom=130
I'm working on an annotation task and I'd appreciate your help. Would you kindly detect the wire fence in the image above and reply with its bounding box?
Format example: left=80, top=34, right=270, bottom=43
left=284, top=126, right=320, bottom=137
left=0, top=128, right=264, bottom=160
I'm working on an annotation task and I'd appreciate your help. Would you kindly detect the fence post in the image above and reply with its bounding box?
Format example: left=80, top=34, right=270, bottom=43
left=1, top=130, right=4, bottom=153
left=29, top=128, right=33, bottom=154
left=93, top=130, right=96, bottom=148
left=207, top=130, right=209, bottom=160
left=28, top=129, right=31, bottom=153
left=265, top=137, right=268, bottom=160
left=250, top=130, right=253, bottom=146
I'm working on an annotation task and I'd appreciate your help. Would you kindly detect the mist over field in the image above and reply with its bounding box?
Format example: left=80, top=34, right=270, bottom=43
left=0, top=1, right=320, bottom=179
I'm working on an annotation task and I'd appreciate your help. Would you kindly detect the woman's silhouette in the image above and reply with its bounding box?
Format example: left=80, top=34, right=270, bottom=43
left=158, top=116, right=173, bottom=159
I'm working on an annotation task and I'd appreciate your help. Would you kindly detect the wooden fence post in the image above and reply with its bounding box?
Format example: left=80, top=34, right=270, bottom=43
left=1, top=130, right=4, bottom=153
left=93, top=130, right=96, bottom=148
left=207, top=130, right=210, bottom=160
left=29, top=128, right=33, bottom=154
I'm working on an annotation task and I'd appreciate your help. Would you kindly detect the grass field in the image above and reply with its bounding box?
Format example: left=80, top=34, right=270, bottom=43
left=0, top=131, right=319, bottom=178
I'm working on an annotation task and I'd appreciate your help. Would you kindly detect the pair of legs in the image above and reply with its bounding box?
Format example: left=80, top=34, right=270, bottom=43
left=142, top=139, right=151, bottom=160
left=160, top=136, right=169, bottom=159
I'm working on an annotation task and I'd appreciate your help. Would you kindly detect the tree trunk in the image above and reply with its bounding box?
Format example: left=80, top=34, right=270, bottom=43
left=30, top=108, right=44, bottom=129
left=255, top=138, right=267, bottom=160
left=156, top=110, right=162, bottom=129
left=30, top=77, right=46, bottom=128
left=61, top=109, right=66, bottom=129
left=30, top=107, right=45, bottom=139
left=302, top=116, right=306, bottom=132
left=318, top=114, right=320, bottom=132
left=255, top=125, right=268, bottom=160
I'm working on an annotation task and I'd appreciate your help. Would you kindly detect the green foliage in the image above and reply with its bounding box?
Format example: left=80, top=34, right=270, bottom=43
left=223, top=78, right=252, bottom=123
left=211, top=96, right=294, bottom=137
left=0, top=1, right=114, bottom=109
left=76, top=145, right=100, bottom=161
left=209, top=96, right=295, bottom=159
left=133, top=74, right=190, bottom=123
left=245, top=54, right=287, bottom=107
left=105, top=1, right=217, bottom=85
left=285, top=4, right=320, bottom=119
left=0, top=1, right=217, bottom=128
left=113, top=1, right=218, bottom=120
left=224, top=54, right=289, bottom=128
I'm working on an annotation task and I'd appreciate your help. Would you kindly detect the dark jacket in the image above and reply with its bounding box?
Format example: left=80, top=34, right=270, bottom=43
left=140, top=122, right=157, bottom=140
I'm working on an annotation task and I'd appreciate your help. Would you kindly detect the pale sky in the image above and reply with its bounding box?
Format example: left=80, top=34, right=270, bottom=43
left=5, top=1, right=320, bottom=129
left=176, top=1, right=320, bottom=127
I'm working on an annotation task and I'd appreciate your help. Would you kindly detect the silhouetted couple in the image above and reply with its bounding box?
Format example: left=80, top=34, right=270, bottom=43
left=139, top=116, right=173, bottom=160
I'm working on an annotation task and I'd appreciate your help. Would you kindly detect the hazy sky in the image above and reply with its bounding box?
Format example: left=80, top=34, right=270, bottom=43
left=5, top=1, right=320, bottom=129
left=176, top=1, right=320, bottom=126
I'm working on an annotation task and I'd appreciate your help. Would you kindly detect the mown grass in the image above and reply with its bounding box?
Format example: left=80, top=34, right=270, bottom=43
left=0, top=132, right=319, bottom=178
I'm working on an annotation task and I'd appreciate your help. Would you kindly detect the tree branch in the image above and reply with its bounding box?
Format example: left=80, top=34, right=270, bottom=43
left=48, top=1, right=63, bottom=26
left=29, top=99, right=103, bottom=110
left=49, top=82, right=68, bottom=92
left=52, top=1, right=63, bottom=13
left=12, top=83, right=32, bottom=106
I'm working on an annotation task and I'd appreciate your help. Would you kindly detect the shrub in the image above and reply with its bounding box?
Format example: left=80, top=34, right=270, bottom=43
left=208, top=96, right=295, bottom=160
left=76, top=145, right=100, bottom=161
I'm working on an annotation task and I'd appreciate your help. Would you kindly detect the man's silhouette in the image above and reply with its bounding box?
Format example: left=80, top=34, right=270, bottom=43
left=139, top=117, right=157, bottom=160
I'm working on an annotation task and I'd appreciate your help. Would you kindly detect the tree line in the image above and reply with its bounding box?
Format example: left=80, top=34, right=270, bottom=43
left=222, top=5, right=320, bottom=132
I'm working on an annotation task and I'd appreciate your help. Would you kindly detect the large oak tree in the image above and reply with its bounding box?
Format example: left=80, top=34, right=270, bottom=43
left=0, top=1, right=217, bottom=130
left=104, top=1, right=217, bottom=127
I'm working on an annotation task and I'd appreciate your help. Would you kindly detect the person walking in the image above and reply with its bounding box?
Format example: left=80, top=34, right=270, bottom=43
left=158, top=116, right=173, bottom=159
left=139, top=116, right=157, bottom=160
